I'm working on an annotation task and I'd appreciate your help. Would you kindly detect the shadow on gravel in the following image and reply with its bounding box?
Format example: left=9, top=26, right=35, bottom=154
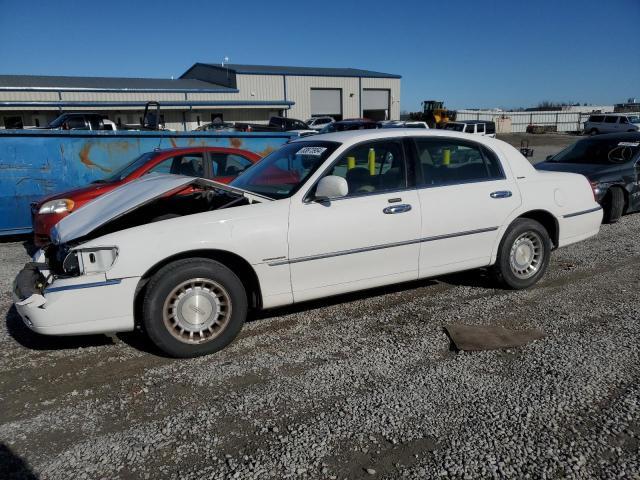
left=0, top=234, right=37, bottom=257
left=116, top=331, right=171, bottom=357
left=436, top=268, right=499, bottom=289
left=0, top=443, right=38, bottom=480
left=5, top=305, right=113, bottom=352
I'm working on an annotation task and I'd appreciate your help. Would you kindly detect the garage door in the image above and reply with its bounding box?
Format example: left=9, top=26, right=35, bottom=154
left=363, top=89, right=390, bottom=110
left=310, top=89, right=342, bottom=116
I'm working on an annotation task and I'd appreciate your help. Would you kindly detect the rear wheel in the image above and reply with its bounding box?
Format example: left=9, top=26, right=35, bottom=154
left=493, top=218, right=551, bottom=289
left=589, top=128, right=599, bottom=136
left=602, top=187, right=624, bottom=224
left=142, top=258, right=247, bottom=358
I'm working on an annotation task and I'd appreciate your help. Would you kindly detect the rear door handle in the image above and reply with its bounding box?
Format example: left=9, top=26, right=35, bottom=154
left=490, top=190, right=512, bottom=199
left=383, top=204, right=412, bottom=214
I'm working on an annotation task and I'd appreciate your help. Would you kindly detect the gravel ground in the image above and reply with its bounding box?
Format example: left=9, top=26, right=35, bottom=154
left=497, top=133, right=578, bottom=164
left=1, top=214, right=640, bottom=479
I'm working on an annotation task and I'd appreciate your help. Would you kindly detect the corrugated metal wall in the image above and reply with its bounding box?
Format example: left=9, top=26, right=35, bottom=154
left=0, top=73, right=401, bottom=128
left=455, top=110, right=610, bottom=133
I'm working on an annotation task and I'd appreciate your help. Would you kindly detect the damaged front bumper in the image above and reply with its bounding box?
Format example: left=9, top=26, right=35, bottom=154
left=13, top=255, right=139, bottom=336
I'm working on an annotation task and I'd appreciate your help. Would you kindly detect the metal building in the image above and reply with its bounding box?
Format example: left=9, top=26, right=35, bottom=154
left=0, top=63, right=401, bottom=131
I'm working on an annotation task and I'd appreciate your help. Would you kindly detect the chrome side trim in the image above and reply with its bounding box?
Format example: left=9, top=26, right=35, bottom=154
left=269, top=227, right=498, bottom=266
left=44, top=278, right=122, bottom=294
left=563, top=206, right=602, bottom=218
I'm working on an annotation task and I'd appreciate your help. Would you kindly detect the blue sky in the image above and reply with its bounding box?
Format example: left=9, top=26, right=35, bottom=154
left=0, top=0, right=638, bottom=111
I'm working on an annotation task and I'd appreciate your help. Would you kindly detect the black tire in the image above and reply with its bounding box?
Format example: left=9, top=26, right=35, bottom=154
left=142, top=258, right=247, bottom=358
left=589, top=128, right=599, bottom=136
left=493, top=218, right=552, bottom=290
left=602, top=187, right=624, bottom=224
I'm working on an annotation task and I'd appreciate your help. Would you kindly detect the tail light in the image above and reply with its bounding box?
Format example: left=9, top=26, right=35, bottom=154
left=589, top=181, right=600, bottom=201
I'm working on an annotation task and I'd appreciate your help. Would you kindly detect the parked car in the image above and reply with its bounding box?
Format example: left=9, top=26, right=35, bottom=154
left=306, top=116, right=335, bottom=131
left=14, top=130, right=602, bottom=358
left=319, top=119, right=378, bottom=133
left=31, top=147, right=261, bottom=246
left=536, top=132, right=640, bottom=223
left=378, top=120, right=429, bottom=129
left=444, top=120, right=496, bottom=137
left=43, top=113, right=117, bottom=131
left=584, top=114, right=640, bottom=135
left=234, top=116, right=314, bottom=135
left=193, top=121, right=235, bottom=132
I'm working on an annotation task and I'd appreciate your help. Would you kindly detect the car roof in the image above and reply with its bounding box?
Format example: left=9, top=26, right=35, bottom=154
left=464, top=120, right=495, bottom=124
left=293, top=128, right=499, bottom=145
left=151, top=146, right=255, bottom=155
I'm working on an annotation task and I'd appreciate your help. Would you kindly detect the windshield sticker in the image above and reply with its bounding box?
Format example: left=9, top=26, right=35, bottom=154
left=297, top=146, right=327, bottom=156
left=618, top=142, right=640, bottom=147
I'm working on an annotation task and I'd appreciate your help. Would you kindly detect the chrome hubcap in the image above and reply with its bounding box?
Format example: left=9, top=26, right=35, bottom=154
left=163, top=278, right=231, bottom=344
left=509, top=232, right=543, bottom=279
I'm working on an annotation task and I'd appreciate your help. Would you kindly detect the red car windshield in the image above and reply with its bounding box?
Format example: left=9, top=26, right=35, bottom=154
left=231, top=141, right=340, bottom=199
left=97, top=152, right=157, bottom=183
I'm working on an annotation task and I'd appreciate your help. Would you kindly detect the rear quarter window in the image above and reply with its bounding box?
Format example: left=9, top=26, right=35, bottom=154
left=588, top=115, right=604, bottom=122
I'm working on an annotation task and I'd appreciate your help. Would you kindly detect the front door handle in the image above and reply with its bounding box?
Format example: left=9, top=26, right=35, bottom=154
left=383, top=204, right=412, bottom=214
left=490, top=190, right=512, bottom=199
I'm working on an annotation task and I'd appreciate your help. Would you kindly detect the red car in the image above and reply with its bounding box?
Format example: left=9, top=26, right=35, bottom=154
left=32, top=146, right=261, bottom=246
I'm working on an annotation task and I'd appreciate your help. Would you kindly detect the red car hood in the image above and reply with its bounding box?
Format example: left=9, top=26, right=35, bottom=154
left=36, top=182, right=117, bottom=206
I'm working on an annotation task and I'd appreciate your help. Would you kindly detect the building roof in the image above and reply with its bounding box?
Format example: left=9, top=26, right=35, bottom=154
left=200, top=63, right=402, bottom=79
left=0, top=74, right=235, bottom=92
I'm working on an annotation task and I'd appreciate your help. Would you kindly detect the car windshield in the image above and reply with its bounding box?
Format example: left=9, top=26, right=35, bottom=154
left=98, top=152, right=157, bottom=183
left=629, top=116, right=640, bottom=124
left=550, top=138, right=640, bottom=164
left=444, top=123, right=465, bottom=132
left=230, top=141, right=340, bottom=199
left=46, top=115, right=71, bottom=128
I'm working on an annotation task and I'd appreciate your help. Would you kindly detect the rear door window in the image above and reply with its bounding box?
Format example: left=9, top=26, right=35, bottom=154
left=414, top=138, right=504, bottom=187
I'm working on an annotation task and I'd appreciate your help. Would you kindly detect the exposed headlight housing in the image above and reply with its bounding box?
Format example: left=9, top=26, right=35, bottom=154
left=38, top=199, right=75, bottom=215
left=63, top=247, right=118, bottom=275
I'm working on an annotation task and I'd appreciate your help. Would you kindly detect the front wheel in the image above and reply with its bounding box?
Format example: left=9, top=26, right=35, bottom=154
left=142, top=258, right=247, bottom=358
left=493, top=218, right=552, bottom=289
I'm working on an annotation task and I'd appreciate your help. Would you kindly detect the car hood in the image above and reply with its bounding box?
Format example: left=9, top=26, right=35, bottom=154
left=51, top=174, right=270, bottom=245
left=36, top=182, right=116, bottom=206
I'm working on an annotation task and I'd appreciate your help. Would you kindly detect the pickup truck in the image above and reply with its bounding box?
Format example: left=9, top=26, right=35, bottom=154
left=234, top=116, right=314, bottom=134
left=42, top=113, right=118, bottom=131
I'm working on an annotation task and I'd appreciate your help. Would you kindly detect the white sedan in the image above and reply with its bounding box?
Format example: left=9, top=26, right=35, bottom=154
left=13, top=130, right=602, bottom=357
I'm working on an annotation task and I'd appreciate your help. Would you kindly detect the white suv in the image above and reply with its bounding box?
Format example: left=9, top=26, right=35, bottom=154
left=584, top=114, right=640, bottom=135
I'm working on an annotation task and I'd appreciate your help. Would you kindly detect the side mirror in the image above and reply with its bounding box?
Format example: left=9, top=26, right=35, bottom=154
left=546, top=155, right=553, bottom=161
left=314, top=175, right=348, bottom=201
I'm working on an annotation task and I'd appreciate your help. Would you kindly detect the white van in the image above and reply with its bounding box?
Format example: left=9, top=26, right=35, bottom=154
left=584, top=114, right=640, bottom=135
left=444, top=120, right=496, bottom=138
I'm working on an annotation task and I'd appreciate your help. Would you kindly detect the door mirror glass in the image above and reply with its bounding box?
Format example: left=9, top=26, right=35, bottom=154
left=315, top=175, right=348, bottom=200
